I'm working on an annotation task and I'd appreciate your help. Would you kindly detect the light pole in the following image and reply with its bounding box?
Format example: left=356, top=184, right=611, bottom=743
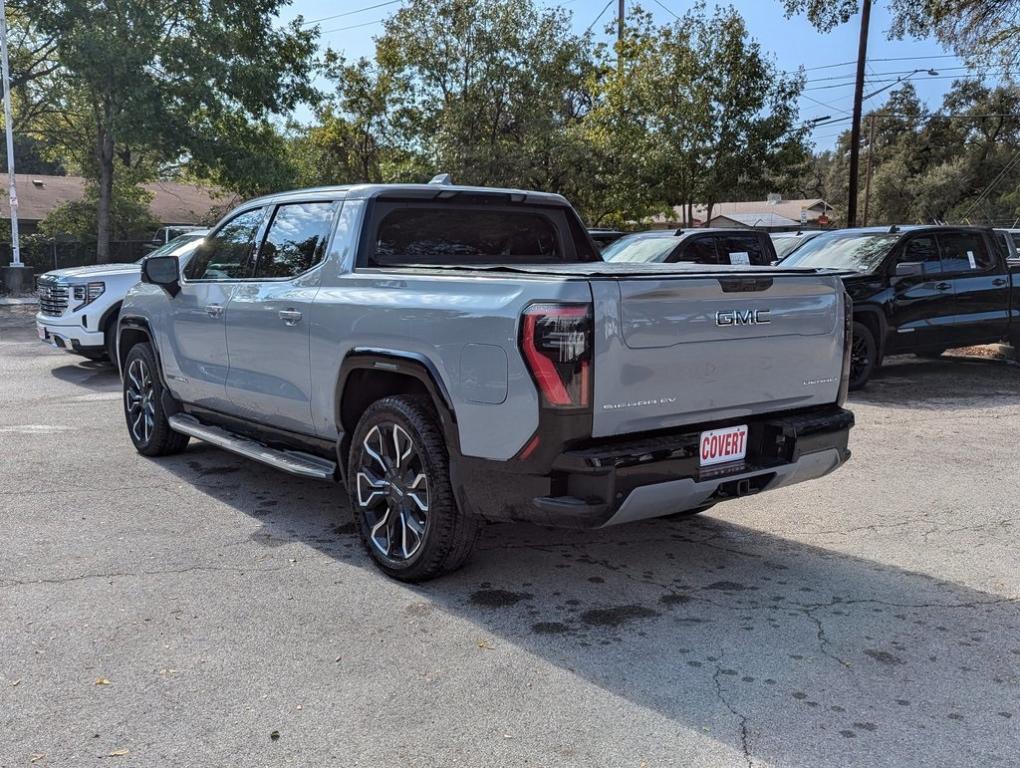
left=0, top=0, right=27, bottom=293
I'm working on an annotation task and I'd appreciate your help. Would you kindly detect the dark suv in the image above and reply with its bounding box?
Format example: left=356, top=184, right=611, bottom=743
left=601, top=228, right=777, bottom=266
left=781, top=225, right=1019, bottom=388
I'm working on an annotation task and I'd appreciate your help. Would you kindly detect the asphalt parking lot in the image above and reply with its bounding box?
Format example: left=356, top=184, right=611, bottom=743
left=2, top=305, right=1019, bottom=768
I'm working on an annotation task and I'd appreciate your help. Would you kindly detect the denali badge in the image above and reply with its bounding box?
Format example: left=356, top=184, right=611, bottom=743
left=716, top=309, right=770, bottom=326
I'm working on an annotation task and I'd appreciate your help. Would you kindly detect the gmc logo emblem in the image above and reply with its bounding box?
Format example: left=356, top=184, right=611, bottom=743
left=716, top=309, right=771, bottom=326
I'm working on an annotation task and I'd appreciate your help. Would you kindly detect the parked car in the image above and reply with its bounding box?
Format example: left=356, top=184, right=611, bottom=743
left=601, top=228, right=777, bottom=266
left=35, top=231, right=207, bottom=361
left=117, top=182, right=854, bottom=581
left=771, top=230, right=824, bottom=261
left=994, top=228, right=1020, bottom=261
left=587, top=228, right=627, bottom=251
left=781, top=225, right=1019, bottom=389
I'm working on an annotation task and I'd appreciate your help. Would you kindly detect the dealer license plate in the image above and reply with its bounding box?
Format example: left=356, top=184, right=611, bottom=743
left=699, top=425, right=748, bottom=467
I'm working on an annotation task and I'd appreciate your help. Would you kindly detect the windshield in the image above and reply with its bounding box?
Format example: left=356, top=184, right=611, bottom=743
left=601, top=234, right=679, bottom=263
left=773, top=234, right=815, bottom=259
left=135, top=233, right=206, bottom=264
left=780, top=231, right=900, bottom=271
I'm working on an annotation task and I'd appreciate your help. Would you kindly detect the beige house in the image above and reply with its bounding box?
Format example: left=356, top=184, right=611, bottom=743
left=651, top=197, right=836, bottom=231
left=1, top=173, right=236, bottom=235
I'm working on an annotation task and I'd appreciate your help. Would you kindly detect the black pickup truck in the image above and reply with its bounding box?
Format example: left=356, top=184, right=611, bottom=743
left=781, top=225, right=1019, bottom=388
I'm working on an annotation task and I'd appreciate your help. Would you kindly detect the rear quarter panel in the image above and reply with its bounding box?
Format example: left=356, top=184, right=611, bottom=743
left=309, top=271, right=591, bottom=460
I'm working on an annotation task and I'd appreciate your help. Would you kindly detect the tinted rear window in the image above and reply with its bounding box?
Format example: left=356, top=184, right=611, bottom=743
left=367, top=206, right=568, bottom=267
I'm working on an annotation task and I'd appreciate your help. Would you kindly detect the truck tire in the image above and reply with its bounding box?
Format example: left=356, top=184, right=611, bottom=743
left=849, top=321, right=877, bottom=390
left=347, top=395, right=479, bottom=582
left=122, top=342, right=190, bottom=456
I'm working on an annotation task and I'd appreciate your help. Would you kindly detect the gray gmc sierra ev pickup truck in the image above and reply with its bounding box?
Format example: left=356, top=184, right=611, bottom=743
left=117, top=180, right=855, bottom=581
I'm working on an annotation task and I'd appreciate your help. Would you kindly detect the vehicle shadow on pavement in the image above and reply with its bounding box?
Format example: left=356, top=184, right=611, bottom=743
left=159, top=444, right=1020, bottom=768
left=48, top=361, right=120, bottom=391
left=852, top=354, right=1020, bottom=410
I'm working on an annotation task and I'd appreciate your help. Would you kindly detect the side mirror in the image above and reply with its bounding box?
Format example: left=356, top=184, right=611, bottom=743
left=894, top=261, right=923, bottom=277
left=142, top=255, right=181, bottom=297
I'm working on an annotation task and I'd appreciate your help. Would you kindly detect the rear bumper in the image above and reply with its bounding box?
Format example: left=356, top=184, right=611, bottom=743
left=454, top=406, right=853, bottom=528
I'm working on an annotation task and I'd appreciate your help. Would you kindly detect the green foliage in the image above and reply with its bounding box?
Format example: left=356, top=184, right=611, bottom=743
left=11, top=0, right=318, bottom=259
left=38, top=172, right=158, bottom=241
left=796, top=82, right=1020, bottom=225
left=585, top=3, right=808, bottom=223
left=781, top=0, right=1020, bottom=74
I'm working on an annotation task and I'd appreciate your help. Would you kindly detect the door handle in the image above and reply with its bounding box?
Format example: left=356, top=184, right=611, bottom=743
left=278, top=309, right=303, bottom=326
left=935, top=282, right=951, bottom=291
left=993, top=278, right=1008, bottom=286
left=205, top=303, right=224, bottom=318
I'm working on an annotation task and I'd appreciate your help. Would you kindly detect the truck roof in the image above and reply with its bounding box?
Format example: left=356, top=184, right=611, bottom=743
left=243, top=183, right=571, bottom=208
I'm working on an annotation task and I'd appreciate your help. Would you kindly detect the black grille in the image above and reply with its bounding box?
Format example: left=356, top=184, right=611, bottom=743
left=37, top=278, right=69, bottom=316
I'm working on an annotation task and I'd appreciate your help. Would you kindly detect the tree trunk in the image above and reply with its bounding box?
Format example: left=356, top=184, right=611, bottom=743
left=95, top=124, right=114, bottom=264
left=706, top=201, right=714, bottom=226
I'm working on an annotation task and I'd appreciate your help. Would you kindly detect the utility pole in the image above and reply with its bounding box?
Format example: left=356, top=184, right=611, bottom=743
left=0, top=0, right=24, bottom=286
left=846, top=0, right=872, bottom=228
left=862, top=113, right=877, bottom=227
left=618, top=0, right=624, bottom=43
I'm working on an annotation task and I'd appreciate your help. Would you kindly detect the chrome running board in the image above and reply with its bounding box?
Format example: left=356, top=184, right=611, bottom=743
left=168, top=414, right=337, bottom=480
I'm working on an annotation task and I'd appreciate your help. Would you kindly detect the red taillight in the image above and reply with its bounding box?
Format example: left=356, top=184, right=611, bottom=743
left=520, top=303, right=593, bottom=409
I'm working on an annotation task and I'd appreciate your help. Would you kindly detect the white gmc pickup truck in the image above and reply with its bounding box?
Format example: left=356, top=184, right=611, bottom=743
left=35, top=232, right=206, bottom=360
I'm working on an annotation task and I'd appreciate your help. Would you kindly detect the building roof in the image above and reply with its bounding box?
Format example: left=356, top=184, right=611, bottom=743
left=1, top=173, right=236, bottom=225
left=710, top=212, right=802, bottom=228
left=650, top=197, right=836, bottom=227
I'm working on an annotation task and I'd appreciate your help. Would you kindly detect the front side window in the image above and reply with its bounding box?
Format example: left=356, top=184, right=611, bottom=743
left=254, top=202, right=337, bottom=279
left=716, top=235, right=766, bottom=265
left=370, top=207, right=561, bottom=267
left=937, top=232, right=994, bottom=273
left=184, top=208, right=264, bottom=281
left=898, top=235, right=942, bottom=275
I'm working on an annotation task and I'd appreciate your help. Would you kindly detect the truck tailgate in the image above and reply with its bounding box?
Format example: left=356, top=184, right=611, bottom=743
left=590, top=274, right=846, bottom=438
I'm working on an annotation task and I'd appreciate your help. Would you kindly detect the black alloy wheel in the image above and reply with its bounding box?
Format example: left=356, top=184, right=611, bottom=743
left=347, top=395, right=478, bottom=582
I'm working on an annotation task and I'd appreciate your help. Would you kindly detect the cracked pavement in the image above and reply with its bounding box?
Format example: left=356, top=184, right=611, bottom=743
left=2, top=305, right=1019, bottom=767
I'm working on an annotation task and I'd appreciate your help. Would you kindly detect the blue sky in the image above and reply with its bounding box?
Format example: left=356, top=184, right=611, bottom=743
left=277, top=0, right=995, bottom=149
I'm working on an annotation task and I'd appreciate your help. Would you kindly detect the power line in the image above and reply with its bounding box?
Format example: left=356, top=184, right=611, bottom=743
left=801, top=92, right=853, bottom=117
left=320, top=17, right=390, bottom=34
left=960, top=147, right=1020, bottom=219
left=789, top=53, right=966, bottom=76
left=804, top=72, right=1007, bottom=91
left=584, top=0, right=614, bottom=34
left=650, top=0, right=681, bottom=21
left=301, top=0, right=403, bottom=27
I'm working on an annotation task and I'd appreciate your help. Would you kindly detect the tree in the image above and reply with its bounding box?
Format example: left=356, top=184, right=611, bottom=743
left=586, top=4, right=807, bottom=225
left=806, top=81, right=1020, bottom=225
left=306, top=0, right=600, bottom=215
left=780, top=1, right=1020, bottom=74
left=12, top=0, right=317, bottom=261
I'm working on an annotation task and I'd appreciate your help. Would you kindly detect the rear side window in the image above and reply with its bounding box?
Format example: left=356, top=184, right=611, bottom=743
left=1011, top=232, right=1020, bottom=256
left=899, top=235, right=942, bottom=275
left=184, top=208, right=264, bottom=281
left=716, top=235, right=767, bottom=266
left=937, top=232, right=994, bottom=272
left=368, top=206, right=562, bottom=267
left=254, top=202, right=336, bottom=279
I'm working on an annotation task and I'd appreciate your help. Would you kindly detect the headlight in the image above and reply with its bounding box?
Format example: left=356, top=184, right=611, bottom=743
left=73, top=281, right=105, bottom=309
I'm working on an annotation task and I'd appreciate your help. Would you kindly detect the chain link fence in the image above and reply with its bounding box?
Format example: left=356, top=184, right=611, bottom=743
left=0, top=238, right=158, bottom=275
